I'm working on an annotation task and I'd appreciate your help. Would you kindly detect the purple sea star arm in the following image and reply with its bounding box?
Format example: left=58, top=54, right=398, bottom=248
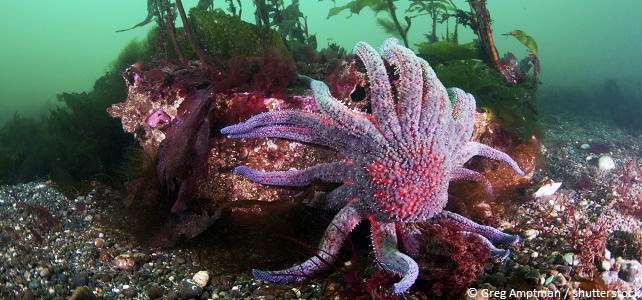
left=252, top=202, right=363, bottom=283
left=381, top=38, right=422, bottom=139
left=471, top=142, right=526, bottom=176
left=371, top=221, right=419, bottom=294
left=460, top=232, right=511, bottom=260
left=353, top=42, right=402, bottom=144
left=220, top=110, right=325, bottom=135
left=234, top=162, right=352, bottom=187
left=435, top=211, right=520, bottom=245
left=226, top=125, right=372, bottom=155
left=220, top=110, right=371, bottom=153
left=417, top=59, right=449, bottom=139
left=299, top=75, right=389, bottom=149
left=311, top=184, right=359, bottom=210
left=450, top=88, right=476, bottom=143
left=449, top=168, right=493, bottom=197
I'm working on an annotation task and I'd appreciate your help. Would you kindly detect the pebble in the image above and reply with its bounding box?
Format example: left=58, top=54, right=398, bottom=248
left=69, top=286, right=97, bottom=300
left=601, top=270, right=619, bottom=285
left=39, top=268, right=50, bottom=279
left=122, top=288, right=137, bottom=298
left=28, top=280, right=40, bottom=289
left=57, top=273, right=68, bottom=283
left=73, top=273, right=87, bottom=286
left=192, top=270, right=210, bottom=288
left=146, top=285, right=164, bottom=298
left=229, top=286, right=241, bottom=298
left=617, top=258, right=642, bottom=285
left=523, top=229, right=539, bottom=240
left=0, top=182, right=253, bottom=299
left=178, top=279, right=203, bottom=299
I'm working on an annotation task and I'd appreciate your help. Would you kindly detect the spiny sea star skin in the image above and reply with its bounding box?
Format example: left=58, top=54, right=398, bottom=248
left=221, top=38, right=525, bottom=294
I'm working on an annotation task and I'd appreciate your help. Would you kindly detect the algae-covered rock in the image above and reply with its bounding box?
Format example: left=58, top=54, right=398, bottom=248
left=189, top=9, right=290, bottom=60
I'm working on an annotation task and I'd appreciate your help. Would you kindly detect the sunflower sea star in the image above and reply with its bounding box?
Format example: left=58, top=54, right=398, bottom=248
left=221, top=38, right=525, bottom=294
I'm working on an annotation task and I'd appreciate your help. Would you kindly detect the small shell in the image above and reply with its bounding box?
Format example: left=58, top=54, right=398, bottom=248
left=533, top=182, right=562, bottom=198
left=598, top=156, right=616, bottom=171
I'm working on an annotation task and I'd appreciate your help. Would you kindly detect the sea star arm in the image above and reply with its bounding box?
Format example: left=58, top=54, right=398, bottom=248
left=310, top=184, right=359, bottom=210
left=353, top=41, right=402, bottom=143
left=449, top=88, right=476, bottom=141
left=220, top=110, right=370, bottom=153
left=233, top=162, right=352, bottom=187
left=471, top=142, right=526, bottom=176
left=416, top=58, right=449, bottom=139
left=435, top=211, right=520, bottom=245
left=226, top=125, right=373, bottom=155
left=221, top=110, right=336, bottom=137
left=395, top=222, right=511, bottom=260
left=252, top=202, right=363, bottom=283
left=381, top=38, right=422, bottom=139
left=299, top=75, right=389, bottom=148
left=449, top=168, right=493, bottom=197
left=460, top=232, right=511, bottom=260
left=371, top=220, right=419, bottom=294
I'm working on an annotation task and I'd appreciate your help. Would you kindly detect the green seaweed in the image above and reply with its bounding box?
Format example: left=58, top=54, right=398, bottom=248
left=116, top=0, right=160, bottom=32
left=504, top=29, right=538, bottom=54
left=417, top=40, right=538, bottom=140
left=0, top=40, right=149, bottom=192
left=111, top=34, right=158, bottom=71
left=189, top=8, right=290, bottom=60
left=0, top=114, right=46, bottom=184
left=325, top=0, right=411, bottom=47
left=325, top=0, right=463, bottom=46
left=327, top=0, right=388, bottom=18
left=406, top=0, right=462, bottom=43
left=416, top=40, right=477, bottom=66
left=438, top=60, right=538, bottom=140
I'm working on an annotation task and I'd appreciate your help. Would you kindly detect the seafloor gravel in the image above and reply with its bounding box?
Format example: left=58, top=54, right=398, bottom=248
left=1, top=115, right=642, bottom=299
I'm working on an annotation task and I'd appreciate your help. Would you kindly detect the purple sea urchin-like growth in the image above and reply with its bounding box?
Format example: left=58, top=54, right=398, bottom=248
left=221, top=38, right=524, bottom=294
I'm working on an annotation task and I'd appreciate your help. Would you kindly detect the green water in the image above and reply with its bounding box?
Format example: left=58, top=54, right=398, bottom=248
left=1, top=0, right=641, bottom=125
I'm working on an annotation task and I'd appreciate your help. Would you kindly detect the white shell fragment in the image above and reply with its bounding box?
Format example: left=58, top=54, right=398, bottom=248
left=598, top=156, right=616, bottom=171
left=533, top=182, right=562, bottom=198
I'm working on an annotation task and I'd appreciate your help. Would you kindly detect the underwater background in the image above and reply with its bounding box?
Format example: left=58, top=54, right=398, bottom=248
left=1, top=0, right=641, bottom=125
